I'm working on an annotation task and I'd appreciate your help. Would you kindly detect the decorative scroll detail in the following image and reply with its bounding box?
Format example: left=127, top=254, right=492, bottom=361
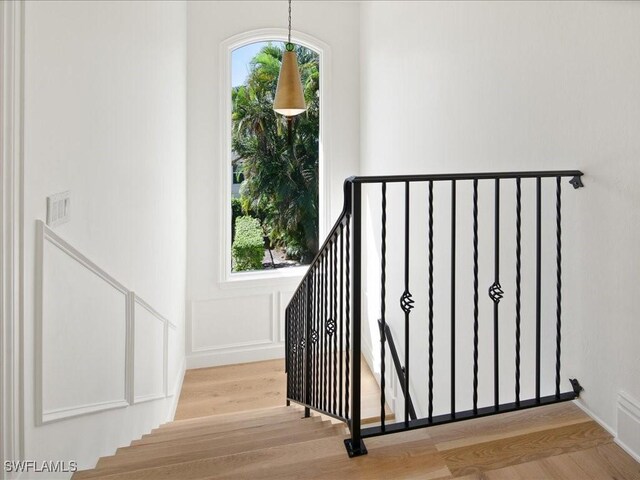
left=300, top=339, right=306, bottom=350
left=326, top=319, right=336, bottom=336
left=400, top=290, right=415, bottom=313
left=310, top=329, right=318, bottom=345
left=488, top=282, right=504, bottom=303
left=292, top=344, right=297, bottom=353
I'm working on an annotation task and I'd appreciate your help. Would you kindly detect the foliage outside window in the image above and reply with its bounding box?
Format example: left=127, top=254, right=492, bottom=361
left=232, top=216, right=265, bottom=272
left=231, top=42, right=319, bottom=272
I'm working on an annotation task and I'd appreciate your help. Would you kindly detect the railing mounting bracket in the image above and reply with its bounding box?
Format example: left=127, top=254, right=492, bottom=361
left=569, top=378, right=584, bottom=397
left=344, top=438, right=368, bottom=457
left=569, top=175, right=584, bottom=189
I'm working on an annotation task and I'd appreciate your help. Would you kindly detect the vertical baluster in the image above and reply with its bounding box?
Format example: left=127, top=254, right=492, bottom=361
left=291, top=295, right=296, bottom=400
left=336, top=242, right=340, bottom=412
left=345, top=217, right=351, bottom=419
left=327, top=240, right=332, bottom=413
left=299, top=288, right=304, bottom=402
left=318, top=257, right=324, bottom=408
left=380, top=182, right=387, bottom=430
left=323, top=253, right=328, bottom=411
left=314, top=269, right=319, bottom=406
left=555, top=176, right=562, bottom=399
left=319, top=255, right=325, bottom=410
left=293, top=292, right=298, bottom=400
left=295, top=288, right=302, bottom=401
left=472, top=179, right=479, bottom=415
left=288, top=302, right=292, bottom=399
left=285, top=306, right=289, bottom=399
left=428, top=181, right=434, bottom=423
left=493, top=178, right=500, bottom=411
left=402, top=181, right=412, bottom=426
left=326, top=244, right=332, bottom=412
left=304, top=279, right=311, bottom=416
left=451, top=180, right=456, bottom=417
left=515, top=178, right=522, bottom=407
left=536, top=177, right=542, bottom=403
left=339, top=224, right=344, bottom=417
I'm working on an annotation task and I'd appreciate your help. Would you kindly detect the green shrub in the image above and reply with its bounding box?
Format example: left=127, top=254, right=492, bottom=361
left=232, top=216, right=264, bottom=272
left=231, top=198, right=243, bottom=241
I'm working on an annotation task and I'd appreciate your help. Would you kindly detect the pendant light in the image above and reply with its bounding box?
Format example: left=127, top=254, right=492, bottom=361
left=273, top=0, right=306, bottom=117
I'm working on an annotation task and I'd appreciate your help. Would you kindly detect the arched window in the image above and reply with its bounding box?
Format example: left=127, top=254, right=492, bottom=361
left=220, top=30, right=330, bottom=282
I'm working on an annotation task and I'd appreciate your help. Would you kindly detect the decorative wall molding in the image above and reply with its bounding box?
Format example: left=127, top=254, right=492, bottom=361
left=278, top=291, right=294, bottom=343
left=189, top=293, right=275, bottom=354
left=132, top=293, right=169, bottom=404
left=35, top=221, right=177, bottom=424
left=36, top=221, right=131, bottom=424
left=617, top=391, right=640, bottom=462
left=187, top=344, right=285, bottom=370
left=1, top=0, right=25, bottom=471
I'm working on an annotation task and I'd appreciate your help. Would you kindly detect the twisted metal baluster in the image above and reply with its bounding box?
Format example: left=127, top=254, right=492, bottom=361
left=473, top=179, right=479, bottom=414
left=555, top=176, right=562, bottom=399
left=314, top=268, right=319, bottom=406
left=515, top=178, right=522, bottom=406
left=333, top=238, right=338, bottom=414
left=380, top=182, right=387, bottom=430
left=428, top=181, right=434, bottom=422
left=323, top=253, right=328, bottom=411
left=339, top=225, right=344, bottom=417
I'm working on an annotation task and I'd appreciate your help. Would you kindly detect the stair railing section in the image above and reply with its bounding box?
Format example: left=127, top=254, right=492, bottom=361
left=286, top=170, right=585, bottom=458
left=285, top=179, right=359, bottom=432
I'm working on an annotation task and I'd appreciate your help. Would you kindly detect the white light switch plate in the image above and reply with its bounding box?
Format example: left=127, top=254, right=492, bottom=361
left=46, top=191, right=71, bottom=227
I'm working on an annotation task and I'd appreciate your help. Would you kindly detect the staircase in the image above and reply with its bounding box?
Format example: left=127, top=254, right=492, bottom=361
left=73, top=405, right=346, bottom=479
left=71, top=357, right=639, bottom=479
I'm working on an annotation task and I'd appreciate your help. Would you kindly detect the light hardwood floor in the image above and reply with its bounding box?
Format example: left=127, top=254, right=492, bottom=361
left=74, top=359, right=640, bottom=479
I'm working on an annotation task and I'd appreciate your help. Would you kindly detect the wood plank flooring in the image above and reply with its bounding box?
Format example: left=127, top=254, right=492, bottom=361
left=75, top=359, right=640, bottom=479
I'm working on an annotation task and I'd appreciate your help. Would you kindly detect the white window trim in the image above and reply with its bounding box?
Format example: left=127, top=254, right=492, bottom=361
left=218, top=28, right=332, bottom=287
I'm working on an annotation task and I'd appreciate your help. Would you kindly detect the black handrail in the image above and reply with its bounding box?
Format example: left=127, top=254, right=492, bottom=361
left=377, top=320, right=417, bottom=421
left=285, top=169, right=585, bottom=458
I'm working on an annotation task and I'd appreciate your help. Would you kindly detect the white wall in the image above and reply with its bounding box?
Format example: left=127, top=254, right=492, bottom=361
left=359, top=0, right=640, bottom=450
left=22, top=0, right=187, bottom=473
left=186, top=1, right=360, bottom=368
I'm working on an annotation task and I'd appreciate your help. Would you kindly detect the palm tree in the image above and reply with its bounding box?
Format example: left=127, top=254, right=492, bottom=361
left=232, top=43, right=319, bottom=262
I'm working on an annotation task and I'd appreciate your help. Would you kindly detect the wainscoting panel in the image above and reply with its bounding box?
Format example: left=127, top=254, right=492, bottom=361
left=37, top=222, right=130, bottom=424
left=617, top=391, right=640, bottom=462
left=278, top=290, right=295, bottom=343
left=191, top=294, right=274, bottom=352
left=133, top=295, right=167, bottom=403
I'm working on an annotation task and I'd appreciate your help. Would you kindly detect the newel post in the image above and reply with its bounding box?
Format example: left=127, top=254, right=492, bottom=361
left=344, top=181, right=367, bottom=457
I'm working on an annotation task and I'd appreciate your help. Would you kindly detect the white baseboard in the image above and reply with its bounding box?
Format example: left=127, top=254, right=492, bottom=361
left=185, top=344, right=284, bottom=369
left=572, top=398, right=617, bottom=436
left=616, top=391, right=640, bottom=463
left=574, top=396, right=640, bottom=463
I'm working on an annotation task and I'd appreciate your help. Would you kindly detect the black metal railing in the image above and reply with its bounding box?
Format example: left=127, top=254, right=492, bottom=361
left=285, top=170, right=585, bottom=457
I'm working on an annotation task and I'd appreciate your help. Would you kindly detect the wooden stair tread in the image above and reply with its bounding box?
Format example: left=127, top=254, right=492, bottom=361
left=80, top=423, right=344, bottom=478
left=130, top=415, right=320, bottom=447
left=167, top=404, right=292, bottom=427
left=74, top=356, right=639, bottom=480
left=106, top=417, right=330, bottom=462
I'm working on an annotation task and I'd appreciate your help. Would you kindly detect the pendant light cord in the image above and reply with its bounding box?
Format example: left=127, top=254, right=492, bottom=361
left=286, top=0, right=294, bottom=51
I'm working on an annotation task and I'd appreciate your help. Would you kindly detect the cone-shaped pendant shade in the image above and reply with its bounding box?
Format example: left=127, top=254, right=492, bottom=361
left=273, top=50, right=306, bottom=117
